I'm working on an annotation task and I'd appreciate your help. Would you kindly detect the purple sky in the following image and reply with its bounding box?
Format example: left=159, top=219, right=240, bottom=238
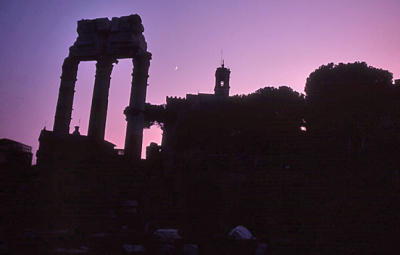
left=1, top=0, right=400, bottom=162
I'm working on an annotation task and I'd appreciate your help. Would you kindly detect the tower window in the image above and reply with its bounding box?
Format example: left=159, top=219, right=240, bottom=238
left=220, top=81, right=224, bottom=86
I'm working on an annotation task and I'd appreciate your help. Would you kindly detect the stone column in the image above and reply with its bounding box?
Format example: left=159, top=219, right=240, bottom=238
left=124, top=52, right=151, bottom=160
left=87, top=56, right=115, bottom=140
left=53, top=57, right=80, bottom=135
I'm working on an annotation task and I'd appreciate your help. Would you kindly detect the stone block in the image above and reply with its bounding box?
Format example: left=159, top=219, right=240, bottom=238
left=69, top=14, right=147, bottom=60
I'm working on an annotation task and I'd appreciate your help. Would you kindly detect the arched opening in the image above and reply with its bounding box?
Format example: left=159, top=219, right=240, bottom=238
left=143, top=124, right=163, bottom=159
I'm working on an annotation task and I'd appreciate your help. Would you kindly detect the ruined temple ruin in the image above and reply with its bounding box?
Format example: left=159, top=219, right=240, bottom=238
left=38, top=15, right=151, bottom=164
left=6, top=13, right=400, bottom=255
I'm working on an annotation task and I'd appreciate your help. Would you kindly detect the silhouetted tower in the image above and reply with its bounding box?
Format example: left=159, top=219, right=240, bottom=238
left=214, top=61, right=230, bottom=98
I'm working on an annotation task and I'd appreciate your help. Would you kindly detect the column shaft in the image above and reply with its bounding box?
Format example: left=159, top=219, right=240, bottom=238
left=53, top=57, right=79, bottom=135
left=88, top=56, right=115, bottom=140
left=124, top=52, right=151, bottom=160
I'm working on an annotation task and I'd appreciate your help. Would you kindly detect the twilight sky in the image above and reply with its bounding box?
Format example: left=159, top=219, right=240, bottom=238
left=1, top=0, right=400, bottom=162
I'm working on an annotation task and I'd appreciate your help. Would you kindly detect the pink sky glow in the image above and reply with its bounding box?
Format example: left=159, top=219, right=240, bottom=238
left=1, top=0, right=400, bottom=162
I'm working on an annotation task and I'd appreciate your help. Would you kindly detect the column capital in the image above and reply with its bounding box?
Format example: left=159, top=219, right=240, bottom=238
left=135, top=51, right=152, bottom=61
left=124, top=106, right=143, bottom=120
left=96, top=55, right=118, bottom=64
left=63, top=56, right=79, bottom=64
left=132, top=51, right=151, bottom=74
left=94, top=55, right=116, bottom=80
left=60, top=57, right=80, bottom=81
left=96, top=55, right=117, bottom=70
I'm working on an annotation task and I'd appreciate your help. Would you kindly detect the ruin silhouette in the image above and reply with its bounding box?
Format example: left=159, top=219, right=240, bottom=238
left=51, top=14, right=150, bottom=161
left=2, top=14, right=400, bottom=255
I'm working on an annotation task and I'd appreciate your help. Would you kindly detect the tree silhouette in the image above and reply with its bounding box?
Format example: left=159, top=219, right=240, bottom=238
left=157, top=86, right=306, bottom=156
left=304, top=62, right=394, bottom=152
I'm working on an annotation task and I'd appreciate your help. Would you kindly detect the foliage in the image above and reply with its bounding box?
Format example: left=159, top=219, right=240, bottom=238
left=304, top=62, right=394, bottom=138
left=145, top=62, right=399, bottom=157
left=305, top=62, right=392, bottom=104
left=164, top=86, right=306, bottom=155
